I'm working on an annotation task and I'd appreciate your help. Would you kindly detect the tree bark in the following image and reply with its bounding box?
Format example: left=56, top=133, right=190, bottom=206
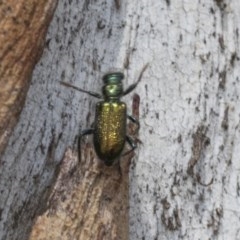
left=1, top=0, right=240, bottom=240
left=0, top=0, right=58, bottom=156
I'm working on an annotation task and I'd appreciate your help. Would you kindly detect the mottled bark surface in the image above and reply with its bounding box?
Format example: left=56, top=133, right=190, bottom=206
left=129, top=1, right=240, bottom=239
left=1, top=0, right=240, bottom=240
left=0, top=0, right=58, bottom=156
left=29, top=149, right=131, bottom=240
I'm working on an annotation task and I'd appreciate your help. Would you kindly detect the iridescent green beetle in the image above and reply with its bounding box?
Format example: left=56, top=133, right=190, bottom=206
left=61, top=64, right=148, bottom=166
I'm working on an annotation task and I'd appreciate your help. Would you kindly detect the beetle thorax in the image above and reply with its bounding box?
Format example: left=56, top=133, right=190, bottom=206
left=102, top=72, right=124, bottom=101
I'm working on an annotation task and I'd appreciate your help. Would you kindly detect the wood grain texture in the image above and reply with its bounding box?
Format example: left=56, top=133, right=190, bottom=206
left=0, top=0, right=57, bottom=156
left=30, top=148, right=131, bottom=240
left=1, top=0, right=240, bottom=240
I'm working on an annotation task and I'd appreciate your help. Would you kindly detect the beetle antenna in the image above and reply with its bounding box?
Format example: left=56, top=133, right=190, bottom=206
left=123, top=63, right=149, bottom=96
left=60, top=81, right=102, bottom=99
left=137, top=63, right=149, bottom=84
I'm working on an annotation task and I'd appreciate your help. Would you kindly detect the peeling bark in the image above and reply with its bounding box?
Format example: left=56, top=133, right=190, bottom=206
left=29, top=149, right=130, bottom=240
left=0, top=0, right=58, bottom=156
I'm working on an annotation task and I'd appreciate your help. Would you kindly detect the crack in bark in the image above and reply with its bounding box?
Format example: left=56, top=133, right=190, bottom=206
left=187, top=125, right=213, bottom=186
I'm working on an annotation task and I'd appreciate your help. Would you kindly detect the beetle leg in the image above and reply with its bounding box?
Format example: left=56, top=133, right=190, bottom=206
left=60, top=81, right=102, bottom=99
left=122, top=135, right=137, bottom=156
left=78, top=128, right=94, bottom=162
left=123, top=63, right=149, bottom=96
left=128, top=115, right=140, bottom=132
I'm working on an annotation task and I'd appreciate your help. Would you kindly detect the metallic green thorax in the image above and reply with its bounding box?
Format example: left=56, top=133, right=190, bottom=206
left=102, top=72, right=124, bottom=101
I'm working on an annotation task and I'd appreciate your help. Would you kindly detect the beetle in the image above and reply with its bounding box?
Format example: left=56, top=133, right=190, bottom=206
left=61, top=64, right=148, bottom=166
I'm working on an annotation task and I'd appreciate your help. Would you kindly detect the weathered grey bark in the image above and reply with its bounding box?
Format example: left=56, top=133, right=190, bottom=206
left=1, top=0, right=240, bottom=240
left=0, top=0, right=58, bottom=156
